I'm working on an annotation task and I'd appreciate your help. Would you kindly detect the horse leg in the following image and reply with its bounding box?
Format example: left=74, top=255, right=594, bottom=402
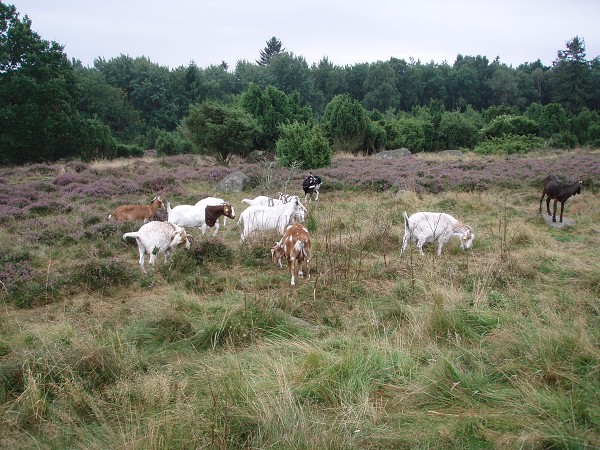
left=559, top=201, right=565, bottom=223
left=552, top=199, right=558, bottom=222
left=546, top=197, right=552, bottom=216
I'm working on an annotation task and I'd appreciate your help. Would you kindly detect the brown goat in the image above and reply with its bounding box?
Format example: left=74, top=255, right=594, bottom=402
left=539, top=176, right=582, bottom=223
left=271, top=223, right=312, bottom=286
left=109, top=196, right=164, bottom=222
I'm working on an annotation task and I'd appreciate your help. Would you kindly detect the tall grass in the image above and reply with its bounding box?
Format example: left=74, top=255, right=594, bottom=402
left=1, top=151, right=599, bottom=448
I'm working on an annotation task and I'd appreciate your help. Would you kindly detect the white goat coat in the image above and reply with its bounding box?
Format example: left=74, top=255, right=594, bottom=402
left=238, top=197, right=306, bottom=242
left=401, top=211, right=475, bottom=256
left=123, top=221, right=190, bottom=273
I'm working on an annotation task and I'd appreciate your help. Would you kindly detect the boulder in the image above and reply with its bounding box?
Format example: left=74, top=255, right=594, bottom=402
left=216, top=171, right=250, bottom=193
left=373, top=148, right=411, bottom=159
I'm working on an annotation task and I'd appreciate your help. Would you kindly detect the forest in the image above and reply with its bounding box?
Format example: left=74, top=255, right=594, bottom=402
left=1, top=2, right=600, bottom=166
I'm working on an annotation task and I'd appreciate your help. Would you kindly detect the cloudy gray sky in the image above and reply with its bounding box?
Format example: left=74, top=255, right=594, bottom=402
left=9, top=0, right=600, bottom=69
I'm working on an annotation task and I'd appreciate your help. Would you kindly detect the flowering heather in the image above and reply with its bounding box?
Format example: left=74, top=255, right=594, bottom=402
left=26, top=200, right=72, bottom=216
left=140, top=174, right=182, bottom=194
left=53, top=173, right=87, bottom=186
left=65, top=161, right=89, bottom=173
left=0, top=259, right=34, bottom=291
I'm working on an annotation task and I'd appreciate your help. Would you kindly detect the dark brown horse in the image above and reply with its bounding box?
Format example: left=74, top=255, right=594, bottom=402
left=539, top=175, right=582, bottom=223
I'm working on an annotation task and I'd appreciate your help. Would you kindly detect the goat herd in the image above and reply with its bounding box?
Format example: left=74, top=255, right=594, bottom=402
left=109, top=173, right=582, bottom=286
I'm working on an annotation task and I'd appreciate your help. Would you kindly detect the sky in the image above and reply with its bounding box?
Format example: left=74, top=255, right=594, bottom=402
left=9, top=0, right=600, bottom=70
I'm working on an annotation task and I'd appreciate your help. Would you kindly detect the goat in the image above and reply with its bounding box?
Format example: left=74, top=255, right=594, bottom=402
left=401, top=211, right=475, bottom=256
left=167, top=201, right=235, bottom=236
left=241, top=195, right=282, bottom=207
left=238, top=196, right=306, bottom=242
left=303, top=173, right=322, bottom=202
left=123, top=221, right=190, bottom=273
left=109, top=196, right=163, bottom=222
left=196, top=196, right=232, bottom=229
left=271, top=223, right=312, bottom=286
left=539, top=175, right=582, bottom=223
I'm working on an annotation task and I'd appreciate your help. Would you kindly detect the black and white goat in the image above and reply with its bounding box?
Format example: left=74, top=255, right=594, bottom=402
left=303, top=173, right=322, bottom=202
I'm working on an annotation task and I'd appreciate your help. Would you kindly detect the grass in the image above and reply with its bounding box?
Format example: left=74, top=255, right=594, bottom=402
left=1, top=150, right=600, bottom=448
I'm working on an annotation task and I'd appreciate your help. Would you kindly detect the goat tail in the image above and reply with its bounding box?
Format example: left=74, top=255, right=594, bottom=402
left=402, top=211, right=409, bottom=229
left=241, top=198, right=252, bottom=205
left=108, top=214, right=112, bottom=220
left=122, top=232, right=139, bottom=241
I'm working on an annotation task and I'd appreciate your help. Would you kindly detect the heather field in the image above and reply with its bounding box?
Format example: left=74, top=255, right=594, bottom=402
left=1, top=149, right=600, bottom=449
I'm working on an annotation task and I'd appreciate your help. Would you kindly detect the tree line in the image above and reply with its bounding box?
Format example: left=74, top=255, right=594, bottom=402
left=1, top=3, right=600, bottom=167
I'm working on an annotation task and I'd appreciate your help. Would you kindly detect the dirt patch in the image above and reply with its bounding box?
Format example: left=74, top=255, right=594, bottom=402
left=541, top=213, right=576, bottom=228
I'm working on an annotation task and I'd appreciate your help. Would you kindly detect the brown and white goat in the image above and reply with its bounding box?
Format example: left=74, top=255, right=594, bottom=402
left=167, top=201, right=235, bottom=236
left=539, top=175, right=582, bottom=223
left=109, top=196, right=164, bottom=222
left=271, top=223, right=312, bottom=286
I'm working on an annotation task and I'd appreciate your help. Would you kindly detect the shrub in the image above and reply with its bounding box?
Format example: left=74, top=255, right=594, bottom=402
left=72, top=258, right=133, bottom=293
left=438, top=111, right=479, bottom=149
left=155, top=130, right=193, bottom=157
left=481, top=115, right=538, bottom=139
left=116, top=143, right=144, bottom=158
left=386, top=117, right=429, bottom=152
left=276, top=121, right=332, bottom=169
left=474, top=134, right=545, bottom=154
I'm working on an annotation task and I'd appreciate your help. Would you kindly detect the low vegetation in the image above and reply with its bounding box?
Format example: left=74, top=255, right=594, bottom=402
left=1, top=149, right=599, bottom=448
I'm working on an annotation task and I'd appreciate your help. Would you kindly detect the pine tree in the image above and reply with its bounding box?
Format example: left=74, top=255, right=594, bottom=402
left=256, top=37, right=285, bottom=66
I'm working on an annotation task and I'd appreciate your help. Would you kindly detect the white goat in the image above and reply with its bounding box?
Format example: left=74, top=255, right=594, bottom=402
left=123, top=221, right=190, bottom=273
left=241, top=195, right=282, bottom=207
left=238, top=196, right=306, bottom=242
left=400, top=211, right=475, bottom=256
left=167, top=201, right=235, bottom=237
left=241, top=194, right=296, bottom=207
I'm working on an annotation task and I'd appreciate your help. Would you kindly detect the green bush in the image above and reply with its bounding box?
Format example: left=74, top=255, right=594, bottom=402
left=155, top=130, right=194, bottom=156
left=481, top=115, right=538, bottom=139
left=474, top=134, right=545, bottom=154
left=116, top=143, right=144, bottom=158
left=276, top=121, right=331, bottom=169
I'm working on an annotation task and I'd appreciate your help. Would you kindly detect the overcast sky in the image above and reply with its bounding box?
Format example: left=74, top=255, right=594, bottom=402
left=9, top=0, right=600, bottom=70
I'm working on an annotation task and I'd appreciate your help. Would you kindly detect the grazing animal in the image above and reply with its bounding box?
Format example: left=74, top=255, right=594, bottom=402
left=241, top=195, right=282, bottom=207
left=109, top=196, right=164, bottom=222
left=303, top=173, right=322, bottom=202
left=167, top=201, right=235, bottom=236
left=123, top=221, right=190, bottom=273
left=401, top=211, right=475, bottom=256
left=196, top=196, right=232, bottom=229
left=539, top=175, right=582, bottom=223
left=271, top=223, right=312, bottom=286
left=238, top=196, right=306, bottom=242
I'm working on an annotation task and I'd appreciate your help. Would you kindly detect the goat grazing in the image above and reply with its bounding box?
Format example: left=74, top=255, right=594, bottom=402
left=271, top=223, right=312, bottom=286
left=238, top=196, right=306, bottom=242
left=303, top=173, right=322, bottom=202
left=539, top=175, right=582, bottom=223
left=109, top=196, right=164, bottom=222
left=401, top=211, right=475, bottom=256
left=123, top=221, right=190, bottom=273
left=167, top=201, right=235, bottom=236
